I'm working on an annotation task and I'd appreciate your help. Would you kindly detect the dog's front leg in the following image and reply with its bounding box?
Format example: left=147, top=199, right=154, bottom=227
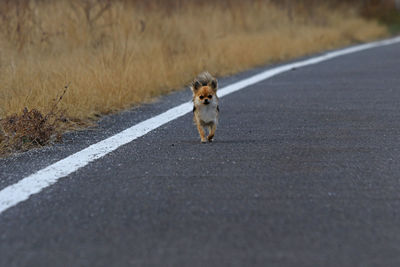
left=194, top=117, right=207, bottom=143
left=207, top=123, right=216, bottom=142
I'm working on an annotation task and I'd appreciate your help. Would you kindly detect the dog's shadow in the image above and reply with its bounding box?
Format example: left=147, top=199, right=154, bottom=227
left=177, top=139, right=259, bottom=145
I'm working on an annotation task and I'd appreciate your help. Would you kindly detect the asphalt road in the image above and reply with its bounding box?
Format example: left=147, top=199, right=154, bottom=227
left=1, top=41, right=400, bottom=267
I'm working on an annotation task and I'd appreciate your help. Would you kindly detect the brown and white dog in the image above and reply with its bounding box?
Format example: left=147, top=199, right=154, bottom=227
left=191, top=72, right=219, bottom=143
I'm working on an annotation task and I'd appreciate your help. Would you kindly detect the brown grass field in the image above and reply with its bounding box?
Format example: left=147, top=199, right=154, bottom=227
left=0, top=0, right=391, bottom=154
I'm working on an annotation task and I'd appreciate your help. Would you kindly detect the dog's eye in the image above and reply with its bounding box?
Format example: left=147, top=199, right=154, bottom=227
left=208, top=95, right=212, bottom=99
left=199, top=96, right=204, bottom=99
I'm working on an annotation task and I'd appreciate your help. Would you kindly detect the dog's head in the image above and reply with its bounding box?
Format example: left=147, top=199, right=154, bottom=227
left=191, top=72, right=218, bottom=106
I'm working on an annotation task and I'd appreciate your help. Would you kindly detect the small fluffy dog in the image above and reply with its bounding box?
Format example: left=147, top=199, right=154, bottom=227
left=191, top=72, right=219, bottom=143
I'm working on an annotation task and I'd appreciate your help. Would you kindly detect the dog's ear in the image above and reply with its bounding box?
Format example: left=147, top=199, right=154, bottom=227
left=210, top=78, right=218, bottom=92
left=191, top=80, right=202, bottom=92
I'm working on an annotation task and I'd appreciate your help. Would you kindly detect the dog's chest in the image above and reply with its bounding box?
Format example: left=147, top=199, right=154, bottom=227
left=198, top=104, right=218, bottom=123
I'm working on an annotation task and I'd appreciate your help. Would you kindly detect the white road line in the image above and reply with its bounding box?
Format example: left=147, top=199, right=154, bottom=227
left=1, top=36, right=400, bottom=215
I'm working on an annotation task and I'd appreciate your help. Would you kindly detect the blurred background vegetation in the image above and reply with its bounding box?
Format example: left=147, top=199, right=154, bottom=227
left=0, top=0, right=398, bottom=154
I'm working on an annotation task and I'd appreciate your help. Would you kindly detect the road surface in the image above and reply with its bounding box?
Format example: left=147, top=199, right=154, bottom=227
left=1, top=40, right=400, bottom=266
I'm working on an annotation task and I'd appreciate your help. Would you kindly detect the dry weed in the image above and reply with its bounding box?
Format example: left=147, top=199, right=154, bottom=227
left=0, top=86, right=69, bottom=155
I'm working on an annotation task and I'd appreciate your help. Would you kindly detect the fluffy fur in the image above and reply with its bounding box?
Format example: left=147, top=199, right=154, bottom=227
left=191, top=72, right=219, bottom=143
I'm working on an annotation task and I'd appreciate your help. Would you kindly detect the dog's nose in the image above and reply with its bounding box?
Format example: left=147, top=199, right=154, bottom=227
left=204, top=99, right=209, bottom=104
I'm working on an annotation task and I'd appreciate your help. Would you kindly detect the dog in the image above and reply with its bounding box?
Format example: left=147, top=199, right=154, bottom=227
left=190, top=72, right=219, bottom=143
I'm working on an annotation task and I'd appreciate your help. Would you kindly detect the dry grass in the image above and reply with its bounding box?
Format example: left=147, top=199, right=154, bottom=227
left=0, top=0, right=388, bottom=154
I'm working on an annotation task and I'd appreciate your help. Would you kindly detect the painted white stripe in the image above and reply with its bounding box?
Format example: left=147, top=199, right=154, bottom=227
left=1, top=36, right=400, bottom=214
